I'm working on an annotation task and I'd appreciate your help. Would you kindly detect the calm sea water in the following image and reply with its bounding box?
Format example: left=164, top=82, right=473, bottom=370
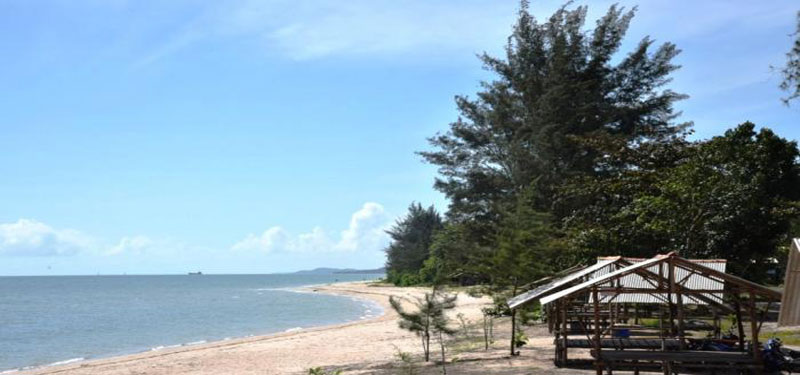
left=0, top=273, right=383, bottom=372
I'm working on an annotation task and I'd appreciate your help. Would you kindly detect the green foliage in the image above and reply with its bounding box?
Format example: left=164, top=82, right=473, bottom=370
left=387, top=270, right=423, bottom=287
left=414, top=1, right=692, bottom=291
left=518, top=303, right=543, bottom=325
left=418, top=256, right=442, bottom=285
left=307, top=367, right=341, bottom=375
left=385, top=203, right=443, bottom=286
left=428, top=222, right=491, bottom=285
left=491, top=188, right=566, bottom=290
left=420, top=2, right=688, bottom=226
left=393, top=346, right=417, bottom=375
left=389, top=289, right=458, bottom=362
left=514, top=330, right=528, bottom=348
left=391, top=1, right=799, bottom=295
left=566, top=122, right=800, bottom=281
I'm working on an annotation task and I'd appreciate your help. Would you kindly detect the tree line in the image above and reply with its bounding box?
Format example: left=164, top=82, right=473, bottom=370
left=385, top=3, right=800, bottom=295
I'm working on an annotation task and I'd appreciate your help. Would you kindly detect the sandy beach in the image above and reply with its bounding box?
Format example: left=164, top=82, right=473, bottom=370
left=16, top=282, right=487, bottom=375
left=17, top=282, right=603, bottom=375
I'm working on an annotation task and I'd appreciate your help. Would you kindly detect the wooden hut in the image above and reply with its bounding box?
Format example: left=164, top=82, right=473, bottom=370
left=537, top=253, right=781, bottom=374
left=778, top=238, right=800, bottom=327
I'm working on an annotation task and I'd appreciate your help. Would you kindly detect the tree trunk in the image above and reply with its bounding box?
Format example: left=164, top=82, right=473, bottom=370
left=422, top=333, right=430, bottom=362
left=483, top=314, right=489, bottom=350
left=510, top=282, right=518, bottom=356
left=425, top=332, right=431, bottom=362
left=439, top=331, right=447, bottom=375
left=510, top=308, right=517, bottom=356
left=490, top=316, right=493, bottom=342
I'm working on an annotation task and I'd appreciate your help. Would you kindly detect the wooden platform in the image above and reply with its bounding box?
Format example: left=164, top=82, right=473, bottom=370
left=561, top=338, right=682, bottom=350
left=592, top=349, right=754, bottom=363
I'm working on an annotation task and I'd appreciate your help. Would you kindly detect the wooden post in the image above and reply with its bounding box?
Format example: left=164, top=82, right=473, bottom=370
left=666, top=259, right=676, bottom=337
left=593, top=286, right=602, bottom=375
left=554, top=300, right=561, bottom=365
left=510, top=307, right=517, bottom=356
left=748, top=291, right=762, bottom=367
left=733, top=293, right=745, bottom=351
left=510, top=283, right=518, bottom=357
left=671, top=258, right=686, bottom=350
left=562, top=298, right=569, bottom=364
left=659, top=304, right=665, bottom=350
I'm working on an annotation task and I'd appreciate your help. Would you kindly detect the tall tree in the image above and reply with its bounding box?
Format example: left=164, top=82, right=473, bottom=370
left=384, top=203, right=443, bottom=285
left=779, top=11, right=800, bottom=104
left=420, top=2, right=689, bottom=230
left=566, top=123, right=800, bottom=280
left=489, top=187, right=566, bottom=355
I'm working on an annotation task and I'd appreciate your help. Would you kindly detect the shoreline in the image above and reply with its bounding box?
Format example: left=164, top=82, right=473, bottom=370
left=14, top=281, right=404, bottom=375
left=14, top=282, right=490, bottom=375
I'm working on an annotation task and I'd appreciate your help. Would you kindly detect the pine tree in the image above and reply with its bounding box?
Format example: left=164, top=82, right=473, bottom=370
left=389, top=289, right=457, bottom=362
left=779, top=11, right=800, bottom=104
left=420, top=2, right=689, bottom=228
left=384, top=203, right=443, bottom=285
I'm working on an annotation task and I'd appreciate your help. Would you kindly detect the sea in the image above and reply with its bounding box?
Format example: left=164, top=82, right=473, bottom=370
left=0, top=273, right=384, bottom=373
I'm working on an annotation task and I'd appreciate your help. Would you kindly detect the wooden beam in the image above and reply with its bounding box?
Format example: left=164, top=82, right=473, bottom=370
left=733, top=293, right=745, bottom=351
left=672, top=257, right=686, bottom=350
left=673, top=257, right=782, bottom=300
left=628, top=262, right=736, bottom=315
left=593, top=286, right=602, bottom=375
left=595, top=287, right=727, bottom=294
left=667, top=259, right=676, bottom=336
left=748, top=291, right=762, bottom=368
left=562, top=298, right=569, bottom=364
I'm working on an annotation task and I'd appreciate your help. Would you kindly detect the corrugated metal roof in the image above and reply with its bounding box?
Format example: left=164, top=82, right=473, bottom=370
left=508, top=256, right=729, bottom=308
left=540, top=256, right=667, bottom=305
left=591, top=260, right=726, bottom=305
left=507, top=259, right=616, bottom=309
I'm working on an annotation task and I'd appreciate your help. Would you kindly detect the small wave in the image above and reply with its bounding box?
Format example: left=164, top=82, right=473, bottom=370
left=284, top=327, right=303, bottom=333
left=47, top=358, right=85, bottom=367
left=1, top=368, right=20, bottom=374
left=150, top=344, right=181, bottom=351
left=184, top=340, right=206, bottom=346
left=251, top=287, right=314, bottom=295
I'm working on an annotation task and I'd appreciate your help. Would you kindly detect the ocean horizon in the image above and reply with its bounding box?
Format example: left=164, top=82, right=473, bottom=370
left=0, top=273, right=384, bottom=373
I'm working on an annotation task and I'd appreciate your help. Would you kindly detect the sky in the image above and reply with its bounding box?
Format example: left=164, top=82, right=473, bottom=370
left=0, top=0, right=798, bottom=276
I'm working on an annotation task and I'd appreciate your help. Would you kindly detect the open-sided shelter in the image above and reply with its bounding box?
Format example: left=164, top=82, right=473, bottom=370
left=538, top=252, right=781, bottom=374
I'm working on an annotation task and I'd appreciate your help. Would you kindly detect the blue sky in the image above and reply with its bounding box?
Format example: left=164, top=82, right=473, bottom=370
left=0, top=0, right=797, bottom=276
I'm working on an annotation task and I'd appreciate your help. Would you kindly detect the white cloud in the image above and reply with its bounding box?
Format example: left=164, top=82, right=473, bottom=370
left=0, top=219, right=94, bottom=256
left=231, top=226, right=290, bottom=252
left=107, top=235, right=154, bottom=256
left=136, top=0, right=517, bottom=64
left=336, top=202, right=390, bottom=252
left=231, top=202, right=391, bottom=253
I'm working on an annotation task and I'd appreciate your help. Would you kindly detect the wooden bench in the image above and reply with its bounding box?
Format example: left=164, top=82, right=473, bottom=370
left=561, top=338, right=681, bottom=350
left=590, top=350, right=760, bottom=375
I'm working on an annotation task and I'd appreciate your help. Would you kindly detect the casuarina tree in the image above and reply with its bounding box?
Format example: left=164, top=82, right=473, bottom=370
left=389, top=289, right=457, bottom=363
left=384, top=203, right=443, bottom=285
left=420, top=2, right=689, bottom=230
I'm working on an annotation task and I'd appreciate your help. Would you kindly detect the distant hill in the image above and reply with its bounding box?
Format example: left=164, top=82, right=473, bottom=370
left=291, top=267, right=385, bottom=275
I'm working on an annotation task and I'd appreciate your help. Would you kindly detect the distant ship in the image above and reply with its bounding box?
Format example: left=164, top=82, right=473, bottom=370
left=188, top=271, right=203, bottom=275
